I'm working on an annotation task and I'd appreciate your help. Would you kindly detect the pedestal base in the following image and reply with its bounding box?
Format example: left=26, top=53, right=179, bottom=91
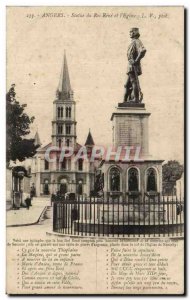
left=118, top=102, right=145, bottom=108
left=111, top=102, right=150, bottom=155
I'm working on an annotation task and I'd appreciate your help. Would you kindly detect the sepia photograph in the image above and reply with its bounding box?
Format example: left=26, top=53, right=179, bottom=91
left=6, top=6, right=184, bottom=295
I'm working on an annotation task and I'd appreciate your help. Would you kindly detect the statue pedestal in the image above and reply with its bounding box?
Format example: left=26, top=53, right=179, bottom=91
left=111, top=102, right=151, bottom=158
left=98, top=100, right=163, bottom=200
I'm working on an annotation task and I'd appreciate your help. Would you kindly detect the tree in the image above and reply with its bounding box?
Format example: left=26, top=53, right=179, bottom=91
left=162, top=160, right=184, bottom=183
left=6, top=84, right=39, bottom=165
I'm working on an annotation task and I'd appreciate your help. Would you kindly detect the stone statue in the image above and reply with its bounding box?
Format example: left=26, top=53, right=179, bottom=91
left=147, top=170, right=157, bottom=192
left=124, top=28, right=146, bottom=103
left=110, top=170, right=120, bottom=191
left=128, top=170, right=138, bottom=191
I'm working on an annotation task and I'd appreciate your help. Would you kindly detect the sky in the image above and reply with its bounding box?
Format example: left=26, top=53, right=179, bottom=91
left=6, top=6, right=184, bottom=163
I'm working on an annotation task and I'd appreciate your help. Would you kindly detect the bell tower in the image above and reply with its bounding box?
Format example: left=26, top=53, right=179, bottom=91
left=52, top=52, right=77, bottom=149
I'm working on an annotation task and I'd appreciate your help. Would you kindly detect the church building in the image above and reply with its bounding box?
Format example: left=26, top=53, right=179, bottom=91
left=31, top=53, right=97, bottom=197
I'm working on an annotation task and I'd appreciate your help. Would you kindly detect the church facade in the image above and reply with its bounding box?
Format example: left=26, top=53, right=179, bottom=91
left=31, top=54, right=97, bottom=197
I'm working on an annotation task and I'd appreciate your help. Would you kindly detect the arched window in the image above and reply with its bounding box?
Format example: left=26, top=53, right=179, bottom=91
left=58, top=125, right=63, bottom=134
left=60, top=107, right=63, bottom=118
left=58, top=107, right=60, bottom=118
left=61, top=158, right=66, bottom=170
left=78, top=159, right=83, bottom=171
left=66, top=107, right=69, bottom=117
left=147, top=168, right=157, bottom=192
left=66, top=125, right=71, bottom=134
left=109, top=167, right=121, bottom=192
left=44, top=159, right=49, bottom=170
left=66, top=139, right=70, bottom=147
left=58, top=139, right=61, bottom=148
left=128, top=168, right=139, bottom=191
left=44, top=179, right=49, bottom=195
left=68, top=107, right=71, bottom=117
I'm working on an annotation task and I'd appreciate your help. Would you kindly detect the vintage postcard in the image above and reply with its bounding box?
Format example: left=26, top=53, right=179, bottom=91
left=6, top=6, right=184, bottom=295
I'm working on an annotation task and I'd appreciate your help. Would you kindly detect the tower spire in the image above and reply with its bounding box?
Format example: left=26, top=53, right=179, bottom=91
left=57, top=51, right=73, bottom=100
left=53, top=52, right=76, bottom=148
left=34, top=130, right=42, bottom=147
left=85, top=130, right=95, bottom=147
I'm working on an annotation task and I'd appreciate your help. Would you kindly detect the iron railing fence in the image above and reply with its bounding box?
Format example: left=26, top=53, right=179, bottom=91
left=53, top=194, right=184, bottom=237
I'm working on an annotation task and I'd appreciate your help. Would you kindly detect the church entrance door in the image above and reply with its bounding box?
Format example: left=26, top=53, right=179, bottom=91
left=60, top=183, right=67, bottom=195
left=59, top=178, right=68, bottom=195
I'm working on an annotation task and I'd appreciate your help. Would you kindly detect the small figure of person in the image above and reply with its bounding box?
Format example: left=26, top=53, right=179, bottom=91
left=25, top=197, right=31, bottom=210
left=51, top=193, right=56, bottom=206
left=30, top=183, right=36, bottom=198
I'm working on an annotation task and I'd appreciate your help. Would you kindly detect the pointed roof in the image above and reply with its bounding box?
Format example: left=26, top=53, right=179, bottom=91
left=39, top=142, right=52, bottom=151
left=34, top=131, right=42, bottom=147
left=85, top=130, right=95, bottom=146
left=57, top=51, right=72, bottom=99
